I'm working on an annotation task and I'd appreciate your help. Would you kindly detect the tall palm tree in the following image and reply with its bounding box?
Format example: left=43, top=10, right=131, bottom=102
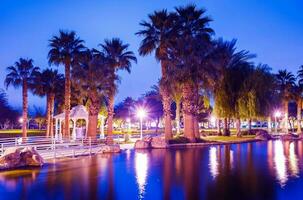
left=4, top=58, right=40, bottom=137
left=73, top=49, right=113, bottom=138
left=276, top=69, right=296, bottom=133
left=33, top=69, right=64, bottom=137
left=48, top=30, right=85, bottom=137
left=136, top=9, right=176, bottom=141
left=164, top=5, right=214, bottom=141
left=99, top=38, right=137, bottom=143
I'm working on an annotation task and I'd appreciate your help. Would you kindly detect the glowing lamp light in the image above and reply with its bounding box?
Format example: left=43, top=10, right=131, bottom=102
left=274, top=111, right=281, bottom=118
left=137, top=109, right=146, bottom=119
left=18, top=117, right=23, bottom=123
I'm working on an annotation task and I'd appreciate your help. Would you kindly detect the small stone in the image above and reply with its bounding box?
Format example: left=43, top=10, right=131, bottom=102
left=134, top=140, right=151, bottom=149
left=100, top=145, right=121, bottom=153
left=150, top=137, right=168, bottom=148
left=255, top=130, right=272, bottom=140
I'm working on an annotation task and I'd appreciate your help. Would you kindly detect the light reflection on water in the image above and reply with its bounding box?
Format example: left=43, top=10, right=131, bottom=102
left=0, top=141, right=303, bottom=199
left=135, top=152, right=148, bottom=199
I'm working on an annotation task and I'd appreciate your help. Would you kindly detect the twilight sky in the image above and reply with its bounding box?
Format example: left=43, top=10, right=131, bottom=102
left=1, top=0, right=303, bottom=110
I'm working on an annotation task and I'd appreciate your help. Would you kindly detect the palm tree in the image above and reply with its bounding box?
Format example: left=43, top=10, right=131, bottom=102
left=276, top=69, right=296, bottom=133
left=33, top=69, right=64, bottom=137
left=4, top=58, right=40, bottom=137
left=99, top=38, right=137, bottom=143
left=48, top=30, right=85, bottom=137
left=136, top=9, right=176, bottom=140
left=73, top=49, right=113, bottom=138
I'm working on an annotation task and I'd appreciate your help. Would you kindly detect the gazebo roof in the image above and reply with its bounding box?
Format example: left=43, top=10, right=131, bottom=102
left=54, top=105, right=88, bottom=120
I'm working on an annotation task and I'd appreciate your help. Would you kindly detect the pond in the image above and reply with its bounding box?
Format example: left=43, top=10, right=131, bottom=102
left=0, top=140, right=303, bottom=200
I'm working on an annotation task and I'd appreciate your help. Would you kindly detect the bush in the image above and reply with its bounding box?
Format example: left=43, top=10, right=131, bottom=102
left=168, top=136, right=190, bottom=144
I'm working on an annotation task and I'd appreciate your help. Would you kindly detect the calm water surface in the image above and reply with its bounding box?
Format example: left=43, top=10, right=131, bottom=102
left=1, top=140, right=303, bottom=200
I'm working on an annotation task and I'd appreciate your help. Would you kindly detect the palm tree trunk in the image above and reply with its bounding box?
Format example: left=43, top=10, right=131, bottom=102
left=284, top=100, right=289, bottom=133
left=236, top=118, right=241, bottom=137
left=160, top=61, right=172, bottom=141
left=175, top=99, right=181, bottom=135
left=22, top=80, right=28, bottom=138
left=107, top=94, right=114, bottom=144
left=161, top=86, right=172, bottom=141
left=46, top=94, right=50, bottom=137
left=64, top=61, right=71, bottom=138
left=297, top=98, right=302, bottom=134
left=193, top=116, right=199, bottom=139
left=88, top=92, right=100, bottom=138
left=182, top=83, right=195, bottom=142
left=49, top=93, right=55, bottom=137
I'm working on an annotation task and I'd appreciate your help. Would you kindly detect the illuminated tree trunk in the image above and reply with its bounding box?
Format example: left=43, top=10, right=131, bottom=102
left=217, top=119, right=222, bottom=135
left=193, top=116, right=199, bottom=138
left=182, top=83, right=195, bottom=142
left=236, top=118, right=241, bottom=137
left=107, top=94, right=114, bottom=144
left=22, top=80, right=28, bottom=138
left=88, top=92, right=100, bottom=138
left=175, top=99, right=181, bottom=135
left=223, top=118, right=230, bottom=136
left=64, top=60, right=71, bottom=137
left=49, top=93, right=55, bottom=137
left=283, top=100, right=289, bottom=133
left=248, top=119, right=252, bottom=134
left=297, top=98, right=302, bottom=134
left=160, top=61, right=172, bottom=141
left=160, top=86, right=172, bottom=141
left=46, top=94, right=50, bottom=137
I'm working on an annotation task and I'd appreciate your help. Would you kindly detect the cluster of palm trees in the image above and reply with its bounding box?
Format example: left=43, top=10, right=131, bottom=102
left=137, top=4, right=303, bottom=141
left=5, top=31, right=136, bottom=140
left=5, top=4, right=302, bottom=142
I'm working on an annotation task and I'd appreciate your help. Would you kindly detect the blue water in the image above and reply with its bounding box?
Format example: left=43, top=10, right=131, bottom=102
left=0, top=140, right=303, bottom=200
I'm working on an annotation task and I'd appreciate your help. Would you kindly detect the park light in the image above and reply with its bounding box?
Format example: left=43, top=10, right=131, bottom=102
left=19, top=117, right=23, bottom=123
left=274, top=111, right=281, bottom=118
left=136, top=108, right=147, bottom=139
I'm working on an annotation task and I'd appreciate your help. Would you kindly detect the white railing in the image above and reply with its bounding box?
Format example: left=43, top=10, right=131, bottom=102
left=0, top=136, right=108, bottom=160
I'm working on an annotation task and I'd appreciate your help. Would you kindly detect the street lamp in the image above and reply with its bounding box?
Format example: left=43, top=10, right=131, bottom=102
left=274, top=111, right=281, bottom=134
left=137, top=108, right=146, bottom=139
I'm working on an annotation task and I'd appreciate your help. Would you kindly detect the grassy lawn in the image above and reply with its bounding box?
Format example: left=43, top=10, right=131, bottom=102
left=202, top=135, right=256, bottom=143
left=0, top=129, right=46, bottom=134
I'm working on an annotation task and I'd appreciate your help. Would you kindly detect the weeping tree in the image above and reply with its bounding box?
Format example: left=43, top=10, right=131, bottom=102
left=213, top=39, right=255, bottom=136
left=237, top=64, right=278, bottom=134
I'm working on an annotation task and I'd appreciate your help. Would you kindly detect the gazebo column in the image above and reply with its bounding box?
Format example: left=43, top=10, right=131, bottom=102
left=72, top=118, right=76, bottom=140
left=59, top=120, right=62, bottom=141
left=100, top=116, right=105, bottom=139
left=55, top=118, right=58, bottom=139
left=85, top=119, right=88, bottom=138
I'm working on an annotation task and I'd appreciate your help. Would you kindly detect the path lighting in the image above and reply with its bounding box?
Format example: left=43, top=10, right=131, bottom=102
left=18, top=117, right=23, bottom=123
left=274, top=111, right=281, bottom=134
left=137, top=108, right=146, bottom=139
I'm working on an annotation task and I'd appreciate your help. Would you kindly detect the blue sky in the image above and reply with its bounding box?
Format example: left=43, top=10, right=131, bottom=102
left=1, top=0, right=303, bottom=110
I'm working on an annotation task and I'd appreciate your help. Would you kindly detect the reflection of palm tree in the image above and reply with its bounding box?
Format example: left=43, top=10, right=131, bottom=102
left=5, top=58, right=40, bottom=137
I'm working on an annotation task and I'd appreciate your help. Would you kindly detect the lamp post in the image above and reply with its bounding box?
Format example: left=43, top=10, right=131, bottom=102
left=137, top=109, right=146, bottom=140
left=274, top=111, right=281, bottom=134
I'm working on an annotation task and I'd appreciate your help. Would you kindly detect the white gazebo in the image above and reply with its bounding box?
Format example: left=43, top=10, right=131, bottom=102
left=54, top=105, right=105, bottom=140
